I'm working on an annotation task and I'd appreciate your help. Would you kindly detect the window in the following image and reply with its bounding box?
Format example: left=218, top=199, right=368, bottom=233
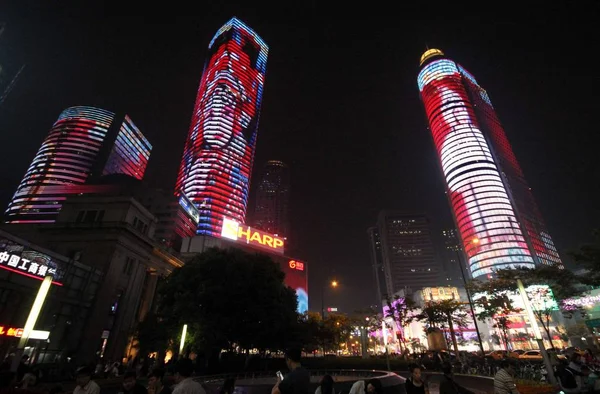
left=123, top=257, right=135, bottom=275
left=84, top=210, right=98, bottom=223
left=75, top=211, right=85, bottom=223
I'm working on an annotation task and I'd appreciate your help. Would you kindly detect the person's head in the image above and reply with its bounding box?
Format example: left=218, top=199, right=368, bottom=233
left=0, top=371, right=16, bottom=389
left=122, top=371, right=137, bottom=391
left=284, top=349, right=302, bottom=370
left=441, top=362, right=453, bottom=377
left=499, top=360, right=514, bottom=375
left=409, top=363, right=422, bottom=381
left=75, top=367, right=92, bottom=388
left=365, top=379, right=382, bottom=394
left=174, top=358, right=194, bottom=383
left=320, top=375, right=334, bottom=394
left=147, top=369, right=165, bottom=390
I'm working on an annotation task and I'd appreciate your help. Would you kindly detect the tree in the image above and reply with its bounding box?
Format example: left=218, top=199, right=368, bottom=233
left=157, top=248, right=300, bottom=359
left=135, top=311, right=170, bottom=360
left=572, top=230, right=600, bottom=286
left=384, top=295, right=418, bottom=353
left=493, top=266, right=585, bottom=350
left=413, top=300, right=467, bottom=356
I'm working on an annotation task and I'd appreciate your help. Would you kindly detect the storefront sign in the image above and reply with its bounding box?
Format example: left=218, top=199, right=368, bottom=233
left=0, top=241, right=62, bottom=286
left=221, top=217, right=284, bottom=254
left=178, top=194, right=200, bottom=225
left=0, top=326, right=49, bottom=340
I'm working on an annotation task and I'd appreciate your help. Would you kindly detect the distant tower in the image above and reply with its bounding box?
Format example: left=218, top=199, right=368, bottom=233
left=253, top=160, right=290, bottom=238
left=368, top=211, right=440, bottom=295
left=175, top=17, right=269, bottom=237
left=5, top=106, right=152, bottom=223
left=417, top=49, right=562, bottom=279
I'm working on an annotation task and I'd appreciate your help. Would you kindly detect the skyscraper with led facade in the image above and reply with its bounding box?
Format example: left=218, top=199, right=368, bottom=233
left=5, top=106, right=152, bottom=223
left=417, top=49, right=562, bottom=279
left=175, top=17, right=268, bottom=237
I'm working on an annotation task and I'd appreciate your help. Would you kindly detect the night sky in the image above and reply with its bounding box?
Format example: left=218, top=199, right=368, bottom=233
left=1, top=3, right=599, bottom=313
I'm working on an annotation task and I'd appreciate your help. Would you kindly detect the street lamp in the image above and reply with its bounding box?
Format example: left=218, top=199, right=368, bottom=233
left=455, top=238, right=485, bottom=355
left=321, top=279, right=338, bottom=319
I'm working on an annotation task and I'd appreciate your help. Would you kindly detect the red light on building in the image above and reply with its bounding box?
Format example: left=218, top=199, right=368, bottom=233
left=289, top=260, right=304, bottom=271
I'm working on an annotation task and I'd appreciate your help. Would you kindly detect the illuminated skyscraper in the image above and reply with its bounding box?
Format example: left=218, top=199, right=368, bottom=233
left=253, top=160, right=290, bottom=238
left=418, top=49, right=562, bottom=279
left=175, top=17, right=268, bottom=237
left=368, top=211, right=440, bottom=295
left=5, top=106, right=152, bottom=223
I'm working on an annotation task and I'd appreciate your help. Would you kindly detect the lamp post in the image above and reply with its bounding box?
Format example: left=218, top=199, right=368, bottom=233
left=455, top=239, right=485, bottom=356
left=517, top=278, right=557, bottom=385
left=321, top=280, right=338, bottom=320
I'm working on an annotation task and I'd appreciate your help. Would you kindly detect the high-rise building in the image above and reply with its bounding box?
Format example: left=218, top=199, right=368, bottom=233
left=5, top=106, right=152, bottom=223
left=441, top=228, right=464, bottom=286
left=253, top=160, right=290, bottom=238
left=367, top=226, right=387, bottom=304
left=418, top=49, right=562, bottom=279
left=368, top=211, right=440, bottom=296
left=175, top=17, right=269, bottom=237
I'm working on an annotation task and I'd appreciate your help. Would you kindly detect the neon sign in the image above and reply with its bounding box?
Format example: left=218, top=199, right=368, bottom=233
left=0, top=238, right=63, bottom=286
left=0, top=326, right=49, bottom=340
left=289, top=260, right=304, bottom=271
left=221, top=217, right=284, bottom=254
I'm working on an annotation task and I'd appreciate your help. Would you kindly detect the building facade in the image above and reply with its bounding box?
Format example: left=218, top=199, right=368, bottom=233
left=441, top=228, right=464, bottom=286
left=369, top=211, right=440, bottom=296
left=253, top=160, right=290, bottom=238
left=175, top=17, right=269, bottom=237
left=2, top=195, right=181, bottom=364
left=4, top=106, right=152, bottom=224
left=367, top=226, right=387, bottom=304
left=417, top=49, right=562, bottom=279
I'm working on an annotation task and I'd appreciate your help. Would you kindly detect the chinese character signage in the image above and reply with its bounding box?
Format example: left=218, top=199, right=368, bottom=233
left=0, top=238, right=63, bottom=285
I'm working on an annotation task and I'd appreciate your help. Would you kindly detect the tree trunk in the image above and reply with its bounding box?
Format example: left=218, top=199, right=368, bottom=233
left=447, top=313, right=460, bottom=357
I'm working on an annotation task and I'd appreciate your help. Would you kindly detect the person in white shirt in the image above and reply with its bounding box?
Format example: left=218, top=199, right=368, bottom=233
left=172, top=359, right=206, bottom=394
left=74, top=367, right=101, bottom=394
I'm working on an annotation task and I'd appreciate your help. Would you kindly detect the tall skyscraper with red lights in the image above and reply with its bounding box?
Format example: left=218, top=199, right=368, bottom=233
left=175, top=17, right=268, bottom=237
left=418, top=49, right=562, bottom=278
left=253, top=160, right=290, bottom=239
left=5, top=106, right=152, bottom=223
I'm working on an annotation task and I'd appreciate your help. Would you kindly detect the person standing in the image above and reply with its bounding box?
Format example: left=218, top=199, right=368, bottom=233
left=271, top=349, right=310, bottom=394
left=120, top=371, right=147, bottom=394
left=73, top=367, right=100, bottom=394
left=172, top=359, right=205, bottom=394
left=147, top=370, right=171, bottom=394
left=315, top=375, right=334, bottom=394
left=493, top=360, right=519, bottom=394
left=405, top=364, right=429, bottom=394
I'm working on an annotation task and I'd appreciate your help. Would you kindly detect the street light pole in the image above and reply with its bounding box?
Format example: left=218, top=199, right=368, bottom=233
left=455, top=249, right=486, bottom=355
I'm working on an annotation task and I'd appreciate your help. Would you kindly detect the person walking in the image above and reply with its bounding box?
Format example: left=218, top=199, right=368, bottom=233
left=172, top=359, right=205, bottom=394
left=271, top=349, right=310, bottom=394
left=405, top=364, right=429, bottom=394
left=493, top=360, right=519, bottom=394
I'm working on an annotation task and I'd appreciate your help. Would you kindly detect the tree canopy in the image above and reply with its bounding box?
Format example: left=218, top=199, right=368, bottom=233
left=154, top=247, right=300, bottom=355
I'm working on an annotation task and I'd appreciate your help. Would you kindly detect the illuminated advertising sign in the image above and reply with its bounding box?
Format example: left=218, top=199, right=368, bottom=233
left=274, top=257, right=308, bottom=314
left=422, top=287, right=460, bottom=302
left=327, top=307, right=338, bottom=312
left=473, top=284, right=557, bottom=314
left=221, top=217, right=284, bottom=254
left=0, top=326, right=49, bottom=340
left=178, top=194, right=200, bottom=225
left=0, top=238, right=63, bottom=285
